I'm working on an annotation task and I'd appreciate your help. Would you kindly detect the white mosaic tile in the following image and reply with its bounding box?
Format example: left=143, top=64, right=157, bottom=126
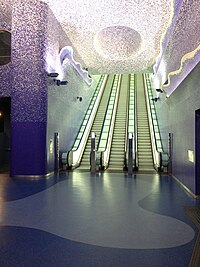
left=42, top=0, right=173, bottom=73
left=0, top=0, right=199, bottom=98
left=154, top=0, right=200, bottom=96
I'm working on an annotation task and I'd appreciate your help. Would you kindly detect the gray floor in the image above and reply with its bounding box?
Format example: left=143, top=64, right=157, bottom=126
left=0, top=171, right=199, bottom=266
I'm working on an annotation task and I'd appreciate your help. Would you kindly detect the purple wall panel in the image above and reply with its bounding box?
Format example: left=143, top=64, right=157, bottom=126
left=11, top=122, right=47, bottom=176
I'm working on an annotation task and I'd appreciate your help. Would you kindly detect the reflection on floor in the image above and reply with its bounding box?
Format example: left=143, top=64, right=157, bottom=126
left=0, top=171, right=200, bottom=267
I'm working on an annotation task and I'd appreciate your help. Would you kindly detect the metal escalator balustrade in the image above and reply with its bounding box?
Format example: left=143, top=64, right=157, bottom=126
left=63, top=74, right=107, bottom=169
left=97, top=74, right=122, bottom=170
left=79, top=74, right=116, bottom=169
left=136, top=74, right=154, bottom=172
left=109, top=74, right=130, bottom=171
left=144, top=73, right=168, bottom=171
left=125, top=73, right=138, bottom=171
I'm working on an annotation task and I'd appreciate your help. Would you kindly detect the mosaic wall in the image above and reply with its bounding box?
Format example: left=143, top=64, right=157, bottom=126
left=153, top=0, right=183, bottom=74
left=0, top=0, right=97, bottom=175
left=154, top=0, right=200, bottom=96
left=0, top=1, right=12, bottom=97
left=11, top=0, right=48, bottom=123
left=0, top=1, right=11, bottom=30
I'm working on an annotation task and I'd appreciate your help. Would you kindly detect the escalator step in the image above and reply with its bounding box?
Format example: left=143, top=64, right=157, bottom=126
left=109, top=158, right=124, bottom=162
left=137, top=133, right=150, bottom=136
left=139, top=159, right=153, bottom=163
left=138, top=126, right=149, bottom=129
left=139, top=151, right=152, bottom=154
left=112, top=143, right=125, bottom=147
left=139, top=164, right=154, bottom=168
left=112, top=136, right=125, bottom=139
left=111, top=150, right=125, bottom=153
left=138, top=152, right=152, bottom=156
left=109, top=165, right=124, bottom=168
left=138, top=141, right=151, bottom=145
left=139, top=157, right=153, bottom=161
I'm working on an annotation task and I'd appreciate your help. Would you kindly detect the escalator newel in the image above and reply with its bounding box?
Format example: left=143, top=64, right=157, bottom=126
left=90, top=132, right=96, bottom=174
left=128, top=132, right=133, bottom=176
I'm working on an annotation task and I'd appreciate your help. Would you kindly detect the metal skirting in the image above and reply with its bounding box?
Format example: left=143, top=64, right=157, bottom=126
left=11, top=170, right=57, bottom=179
left=172, top=175, right=199, bottom=199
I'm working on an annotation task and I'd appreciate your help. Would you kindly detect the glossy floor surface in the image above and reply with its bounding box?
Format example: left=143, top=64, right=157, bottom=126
left=0, top=171, right=200, bottom=266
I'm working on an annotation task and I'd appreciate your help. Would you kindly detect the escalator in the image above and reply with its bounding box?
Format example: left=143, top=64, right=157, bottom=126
left=144, top=73, right=168, bottom=171
left=108, top=74, right=130, bottom=171
left=64, top=72, right=166, bottom=173
left=136, top=74, right=155, bottom=172
left=78, top=75, right=115, bottom=169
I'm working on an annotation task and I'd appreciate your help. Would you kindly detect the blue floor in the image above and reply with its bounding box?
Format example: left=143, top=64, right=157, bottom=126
left=0, top=171, right=199, bottom=266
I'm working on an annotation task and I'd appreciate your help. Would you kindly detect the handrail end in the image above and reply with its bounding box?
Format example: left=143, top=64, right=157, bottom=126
left=62, top=151, right=73, bottom=170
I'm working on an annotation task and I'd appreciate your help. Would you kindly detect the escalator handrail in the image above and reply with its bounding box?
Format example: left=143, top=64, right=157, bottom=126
left=66, top=74, right=108, bottom=168
left=145, top=73, right=164, bottom=157
left=143, top=74, right=160, bottom=168
left=71, top=75, right=105, bottom=150
left=97, top=74, right=120, bottom=152
left=145, top=74, right=164, bottom=153
left=143, top=74, right=164, bottom=169
left=97, top=74, right=122, bottom=169
left=125, top=74, right=137, bottom=170
left=124, top=74, right=130, bottom=169
left=134, top=74, right=138, bottom=169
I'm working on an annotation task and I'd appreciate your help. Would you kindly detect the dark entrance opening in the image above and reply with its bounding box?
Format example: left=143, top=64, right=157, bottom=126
left=0, top=30, right=11, bottom=66
left=195, top=109, right=200, bottom=195
left=0, top=97, right=11, bottom=173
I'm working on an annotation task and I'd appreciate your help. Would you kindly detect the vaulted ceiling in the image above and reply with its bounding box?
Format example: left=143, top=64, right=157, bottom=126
left=0, top=0, right=200, bottom=95
left=44, top=0, right=173, bottom=74
left=43, top=0, right=200, bottom=95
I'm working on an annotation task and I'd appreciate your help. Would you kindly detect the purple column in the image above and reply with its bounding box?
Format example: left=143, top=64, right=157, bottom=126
left=11, top=0, right=48, bottom=176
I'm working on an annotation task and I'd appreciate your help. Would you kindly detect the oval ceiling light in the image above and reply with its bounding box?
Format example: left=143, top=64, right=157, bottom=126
left=94, top=26, right=142, bottom=60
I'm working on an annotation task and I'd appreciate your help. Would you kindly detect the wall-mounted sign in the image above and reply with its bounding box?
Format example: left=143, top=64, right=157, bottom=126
left=188, top=150, right=194, bottom=163
left=50, top=139, right=53, bottom=154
